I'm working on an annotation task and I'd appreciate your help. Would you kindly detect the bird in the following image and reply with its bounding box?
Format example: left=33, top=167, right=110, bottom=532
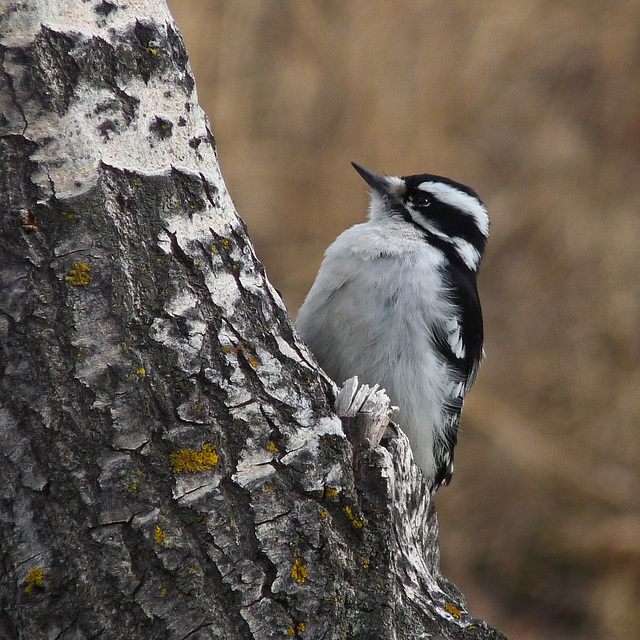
left=296, top=162, right=489, bottom=493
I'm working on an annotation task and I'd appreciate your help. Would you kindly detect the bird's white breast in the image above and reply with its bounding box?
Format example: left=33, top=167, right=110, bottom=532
left=296, top=218, right=460, bottom=478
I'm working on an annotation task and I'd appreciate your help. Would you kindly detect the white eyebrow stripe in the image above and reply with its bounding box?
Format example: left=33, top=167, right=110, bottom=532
left=418, top=181, right=489, bottom=237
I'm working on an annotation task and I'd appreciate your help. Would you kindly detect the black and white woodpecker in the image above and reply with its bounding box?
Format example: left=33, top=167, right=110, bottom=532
left=296, top=162, right=489, bottom=493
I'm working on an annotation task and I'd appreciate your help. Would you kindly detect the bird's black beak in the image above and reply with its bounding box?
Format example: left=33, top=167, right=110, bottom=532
left=351, top=162, right=390, bottom=196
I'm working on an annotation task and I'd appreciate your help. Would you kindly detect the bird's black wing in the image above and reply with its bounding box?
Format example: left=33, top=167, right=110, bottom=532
left=430, top=262, right=484, bottom=491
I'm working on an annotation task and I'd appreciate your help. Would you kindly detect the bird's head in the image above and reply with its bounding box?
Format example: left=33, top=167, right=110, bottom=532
left=352, top=162, right=489, bottom=271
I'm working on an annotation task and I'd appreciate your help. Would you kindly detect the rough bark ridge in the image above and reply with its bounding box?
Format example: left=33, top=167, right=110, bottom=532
left=0, top=2, right=506, bottom=639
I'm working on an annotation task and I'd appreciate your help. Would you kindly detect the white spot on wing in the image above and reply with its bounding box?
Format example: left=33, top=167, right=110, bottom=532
left=444, top=317, right=465, bottom=359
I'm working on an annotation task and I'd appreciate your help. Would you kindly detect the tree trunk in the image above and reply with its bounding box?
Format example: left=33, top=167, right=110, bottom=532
left=0, top=2, right=506, bottom=638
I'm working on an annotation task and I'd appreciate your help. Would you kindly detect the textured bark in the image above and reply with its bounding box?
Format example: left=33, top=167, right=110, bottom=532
left=0, top=1, right=506, bottom=639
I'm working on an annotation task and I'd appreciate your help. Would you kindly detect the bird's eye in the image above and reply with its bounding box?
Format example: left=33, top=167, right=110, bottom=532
left=410, top=191, right=431, bottom=207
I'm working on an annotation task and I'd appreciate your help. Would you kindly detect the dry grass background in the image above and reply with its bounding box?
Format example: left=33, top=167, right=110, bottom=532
left=167, top=2, right=640, bottom=638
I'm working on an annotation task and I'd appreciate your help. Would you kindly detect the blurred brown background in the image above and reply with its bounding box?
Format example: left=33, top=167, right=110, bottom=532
left=167, top=2, right=640, bottom=638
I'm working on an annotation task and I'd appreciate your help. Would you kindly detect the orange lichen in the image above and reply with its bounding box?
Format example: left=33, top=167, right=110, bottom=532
left=66, top=262, right=91, bottom=286
left=291, top=557, right=308, bottom=583
left=23, top=209, right=38, bottom=232
left=170, top=443, right=218, bottom=473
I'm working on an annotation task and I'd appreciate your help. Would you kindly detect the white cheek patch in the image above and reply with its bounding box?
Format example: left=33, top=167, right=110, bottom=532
left=451, top=238, right=481, bottom=271
left=408, top=212, right=481, bottom=270
left=418, top=181, right=489, bottom=237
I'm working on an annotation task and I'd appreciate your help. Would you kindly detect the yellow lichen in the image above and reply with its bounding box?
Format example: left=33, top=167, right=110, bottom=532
left=122, top=481, right=138, bottom=498
left=343, top=505, right=363, bottom=528
left=154, top=525, right=170, bottom=546
left=286, top=628, right=295, bottom=636
left=296, top=622, right=305, bottom=633
left=319, top=509, right=328, bottom=519
left=363, top=558, right=370, bottom=569
left=264, top=483, right=274, bottom=492
left=170, top=443, right=219, bottom=473
left=77, top=347, right=84, bottom=358
left=290, top=557, right=308, bottom=583
left=444, top=602, right=462, bottom=619
left=267, top=441, right=279, bottom=452
left=24, top=568, right=45, bottom=594
left=136, top=367, right=146, bottom=376
left=324, top=487, right=339, bottom=499
left=160, top=587, right=167, bottom=597
left=247, top=354, right=259, bottom=368
left=66, top=262, right=91, bottom=286
left=123, top=469, right=143, bottom=497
